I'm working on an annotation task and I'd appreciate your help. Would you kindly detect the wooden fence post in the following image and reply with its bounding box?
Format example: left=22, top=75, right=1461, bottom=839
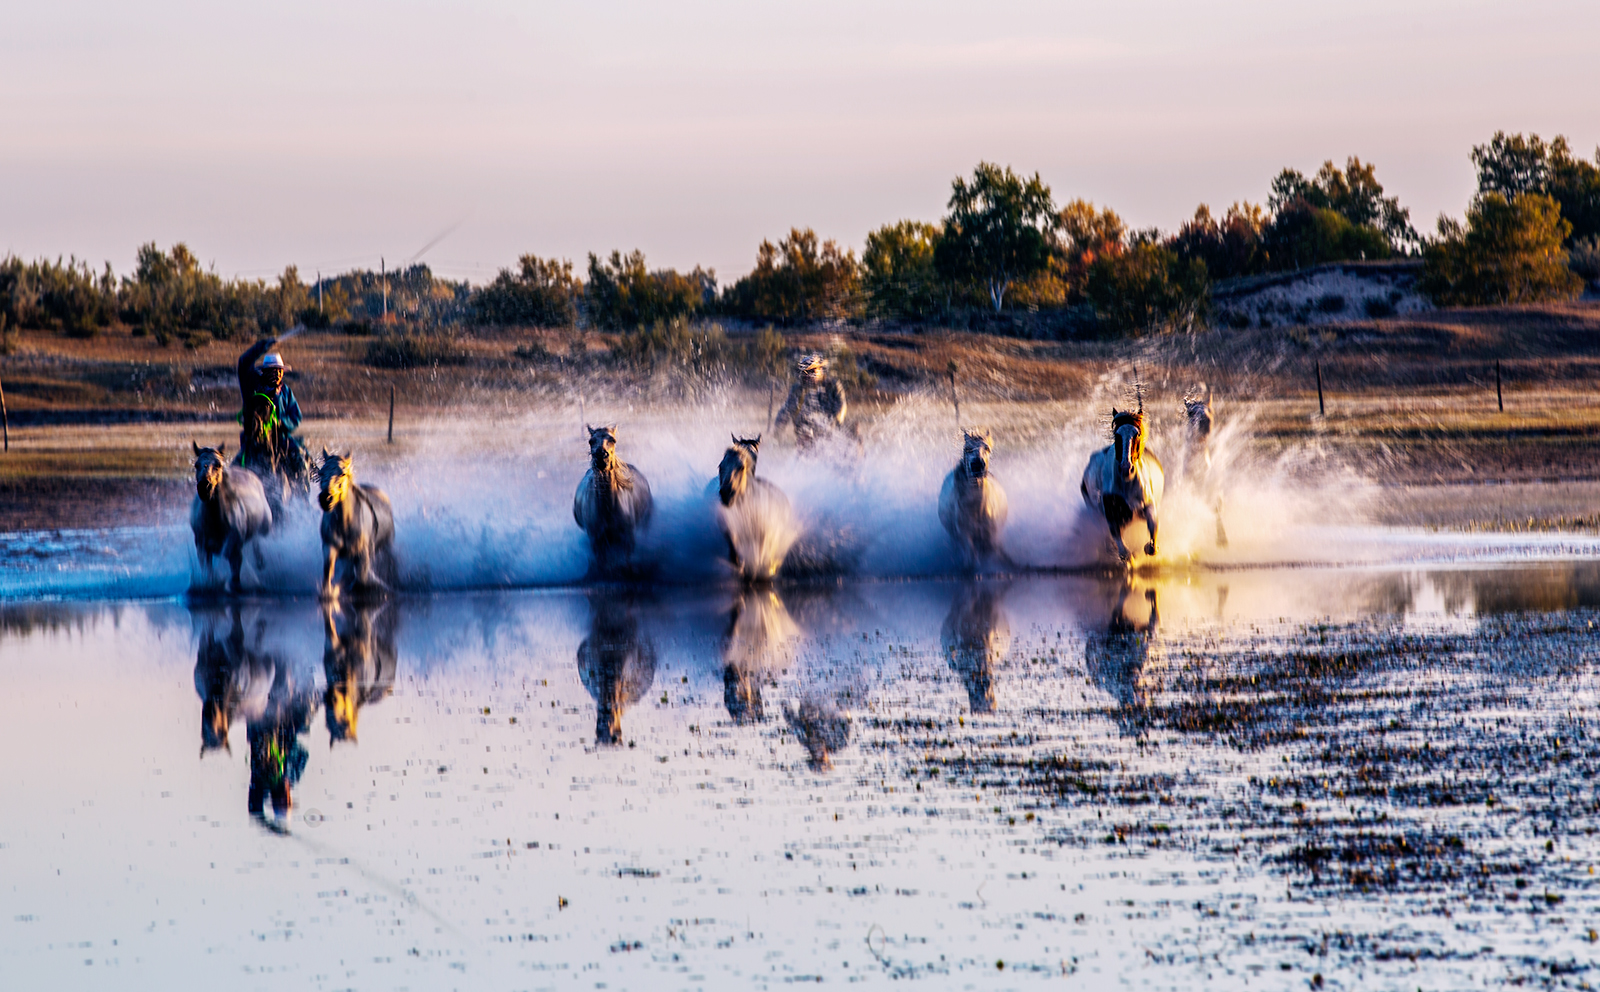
left=1315, top=361, right=1325, bottom=417
left=0, top=373, right=8, bottom=452
left=1495, top=361, right=1504, bottom=413
left=387, top=385, right=395, bottom=443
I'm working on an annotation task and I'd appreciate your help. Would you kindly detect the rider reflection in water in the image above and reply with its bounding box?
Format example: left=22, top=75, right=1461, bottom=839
left=193, top=605, right=317, bottom=828
left=577, top=595, right=657, bottom=746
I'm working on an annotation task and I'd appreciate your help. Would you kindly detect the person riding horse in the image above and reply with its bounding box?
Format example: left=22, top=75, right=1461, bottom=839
left=237, top=337, right=311, bottom=509
left=775, top=354, right=848, bottom=451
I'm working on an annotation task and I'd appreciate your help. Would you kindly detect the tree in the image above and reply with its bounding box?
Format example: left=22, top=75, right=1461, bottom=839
left=934, top=163, right=1056, bottom=312
left=721, top=228, right=860, bottom=325
left=1268, top=157, right=1416, bottom=254
left=1421, top=192, right=1582, bottom=306
left=585, top=250, right=713, bottom=330
left=861, top=221, right=944, bottom=321
left=1261, top=201, right=1390, bottom=271
left=1474, top=132, right=1600, bottom=244
left=1086, top=240, right=1209, bottom=337
left=1054, top=199, right=1126, bottom=294
left=1169, top=203, right=1267, bottom=281
left=472, top=254, right=581, bottom=327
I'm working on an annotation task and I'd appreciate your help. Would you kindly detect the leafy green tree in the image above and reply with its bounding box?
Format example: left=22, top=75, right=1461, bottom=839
left=1473, top=132, right=1600, bottom=244
left=471, top=254, right=581, bottom=327
left=721, top=228, right=860, bottom=325
left=862, top=221, right=944, bottom=321
left=1268, top=157, right=1416, bottom=254
left=934, top=163, right=1056, bottom=312
left=585, top=250, right=713, bottom=330
left=1421, top=192, right=1582, bottom=305
left=1086, top=240, right=1209, bottom=336
left=1261, top=200, right=1390, bottom=271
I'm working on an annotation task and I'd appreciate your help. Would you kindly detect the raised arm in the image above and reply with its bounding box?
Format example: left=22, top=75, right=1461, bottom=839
left=238, top=338, right=276, bottom=398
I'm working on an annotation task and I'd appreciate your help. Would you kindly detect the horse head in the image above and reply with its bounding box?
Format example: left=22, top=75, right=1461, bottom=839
left=586, top=424, right=620, bottom=472
left=960, top=428, right=993, bottom=479
left=192, top=441, right=227, bottom=501
left=718, top=434, right=760, bottom=507
left=1183, top=384, right=1212, bottom=441
left=316, top=449, right=354, bottom=512
left=1110, top=409, right=1145, bottom=478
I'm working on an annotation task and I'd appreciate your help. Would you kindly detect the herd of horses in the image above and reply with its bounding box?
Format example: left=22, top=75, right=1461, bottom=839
left=190, top=389, right=1224, bottom=595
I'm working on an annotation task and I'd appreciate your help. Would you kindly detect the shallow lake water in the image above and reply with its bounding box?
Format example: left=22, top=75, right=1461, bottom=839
left=5, top=557, right=1600, bottom=990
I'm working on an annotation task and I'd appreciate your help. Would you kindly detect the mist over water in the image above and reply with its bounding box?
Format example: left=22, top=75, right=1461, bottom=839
left=5, top=387, right=1600, bottom=602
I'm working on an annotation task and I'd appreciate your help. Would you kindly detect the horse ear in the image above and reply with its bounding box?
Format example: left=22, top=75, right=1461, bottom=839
left=219, top=442, right=225, bottom=456
left=192, top=440, right=201, bottom=456
left=731, top=433, right=739, bottom=444
left=753, top=433, right=761, bottom=447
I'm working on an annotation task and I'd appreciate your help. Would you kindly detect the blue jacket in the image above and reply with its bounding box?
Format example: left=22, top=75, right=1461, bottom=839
left=239, top=339, right=303, bottom=432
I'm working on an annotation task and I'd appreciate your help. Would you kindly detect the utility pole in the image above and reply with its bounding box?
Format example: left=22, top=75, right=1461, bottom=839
left=381, top=257, right=387, bottom=320
left=317, top=271, right=323, bottom=315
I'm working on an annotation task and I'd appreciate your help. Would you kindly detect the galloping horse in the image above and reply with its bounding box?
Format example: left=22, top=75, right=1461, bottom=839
left=1081, top=409, right=1165, bottom=561
left=315, top=449, right=396, bottom=601
left=573, top=425, right=654, bottom=573
left=713, top=434, right=797, bottom=581
left=1183, top=385, right=1228, bottom=548
left=938, top=428, right=1010, bottom=569
left=191, top=442, right=273, bottom=593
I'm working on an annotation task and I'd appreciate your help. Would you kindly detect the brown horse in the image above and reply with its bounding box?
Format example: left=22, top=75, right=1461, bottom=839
left=316, top=449, right=397, bottom=601
left=939, top=428, right=1010, bottom=569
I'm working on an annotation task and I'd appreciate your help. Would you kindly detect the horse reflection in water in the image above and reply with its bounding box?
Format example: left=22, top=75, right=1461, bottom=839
left=941, top=583, right=1012, bottom=714
left=577, top=595, right=658, bottom=745
left=322, top=602, right=398, bottom=744
left=193, top=606, right=317, bottom=830
left=1084, top=583, right=1164, bottom=730
left=721, top=587, right=799, bottom=725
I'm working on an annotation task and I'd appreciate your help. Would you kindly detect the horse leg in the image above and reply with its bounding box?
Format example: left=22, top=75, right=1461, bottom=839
left=1213, top=498, right=1229, bottom=548
left=1102, top=495, right=1134, bottom=561
left=321, top=545, right=340, bottom=602
left=225, top=537, right=245, bottom=594
left=1141, top=504, right=1160, bottom=558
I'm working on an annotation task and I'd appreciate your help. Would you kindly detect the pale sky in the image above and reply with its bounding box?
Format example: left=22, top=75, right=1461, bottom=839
left=3, top=0, right=1597, bottom=285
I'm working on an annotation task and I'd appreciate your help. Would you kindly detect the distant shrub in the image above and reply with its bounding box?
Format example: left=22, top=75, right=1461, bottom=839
left=721, top=229, right=861, bottom=325
left=1315, top=293, right=1346, bottom=313
left=472, top=254, right=581, bottom=327
left=1422, top=192, right=1583, bottom=306
left=586, top=251, right=712, bottom=330
left=365, top=330, right=471, bottom=369
left=1086, top=242, right=1209, bottom=336
left=1363, top=296, right=1397, bottom=318
left=1570, top=235, right=1600, bottom=285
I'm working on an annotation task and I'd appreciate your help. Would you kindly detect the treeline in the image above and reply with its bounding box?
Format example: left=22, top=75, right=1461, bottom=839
left=0, top=242, right=469, bottom=349
left=2, top=130, right=1597, bottom=350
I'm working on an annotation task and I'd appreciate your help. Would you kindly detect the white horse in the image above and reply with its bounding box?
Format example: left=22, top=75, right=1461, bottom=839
left=574, top=425, right=654, bottom=573
left=1183, top=386, right=1228, bottom=548
left=316, top=449, right=396, bottom=601
left=1081, top=409, right=1165, bottom=561
left=939, top=428, right=1010, bottom=569
left=190, top=442, right=272, bottom=593
left=712, top=434, right=797, bottom=581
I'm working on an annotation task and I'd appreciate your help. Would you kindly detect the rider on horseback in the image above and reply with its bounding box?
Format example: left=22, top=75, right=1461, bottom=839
left=237, top=337, right=311, bottom=503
